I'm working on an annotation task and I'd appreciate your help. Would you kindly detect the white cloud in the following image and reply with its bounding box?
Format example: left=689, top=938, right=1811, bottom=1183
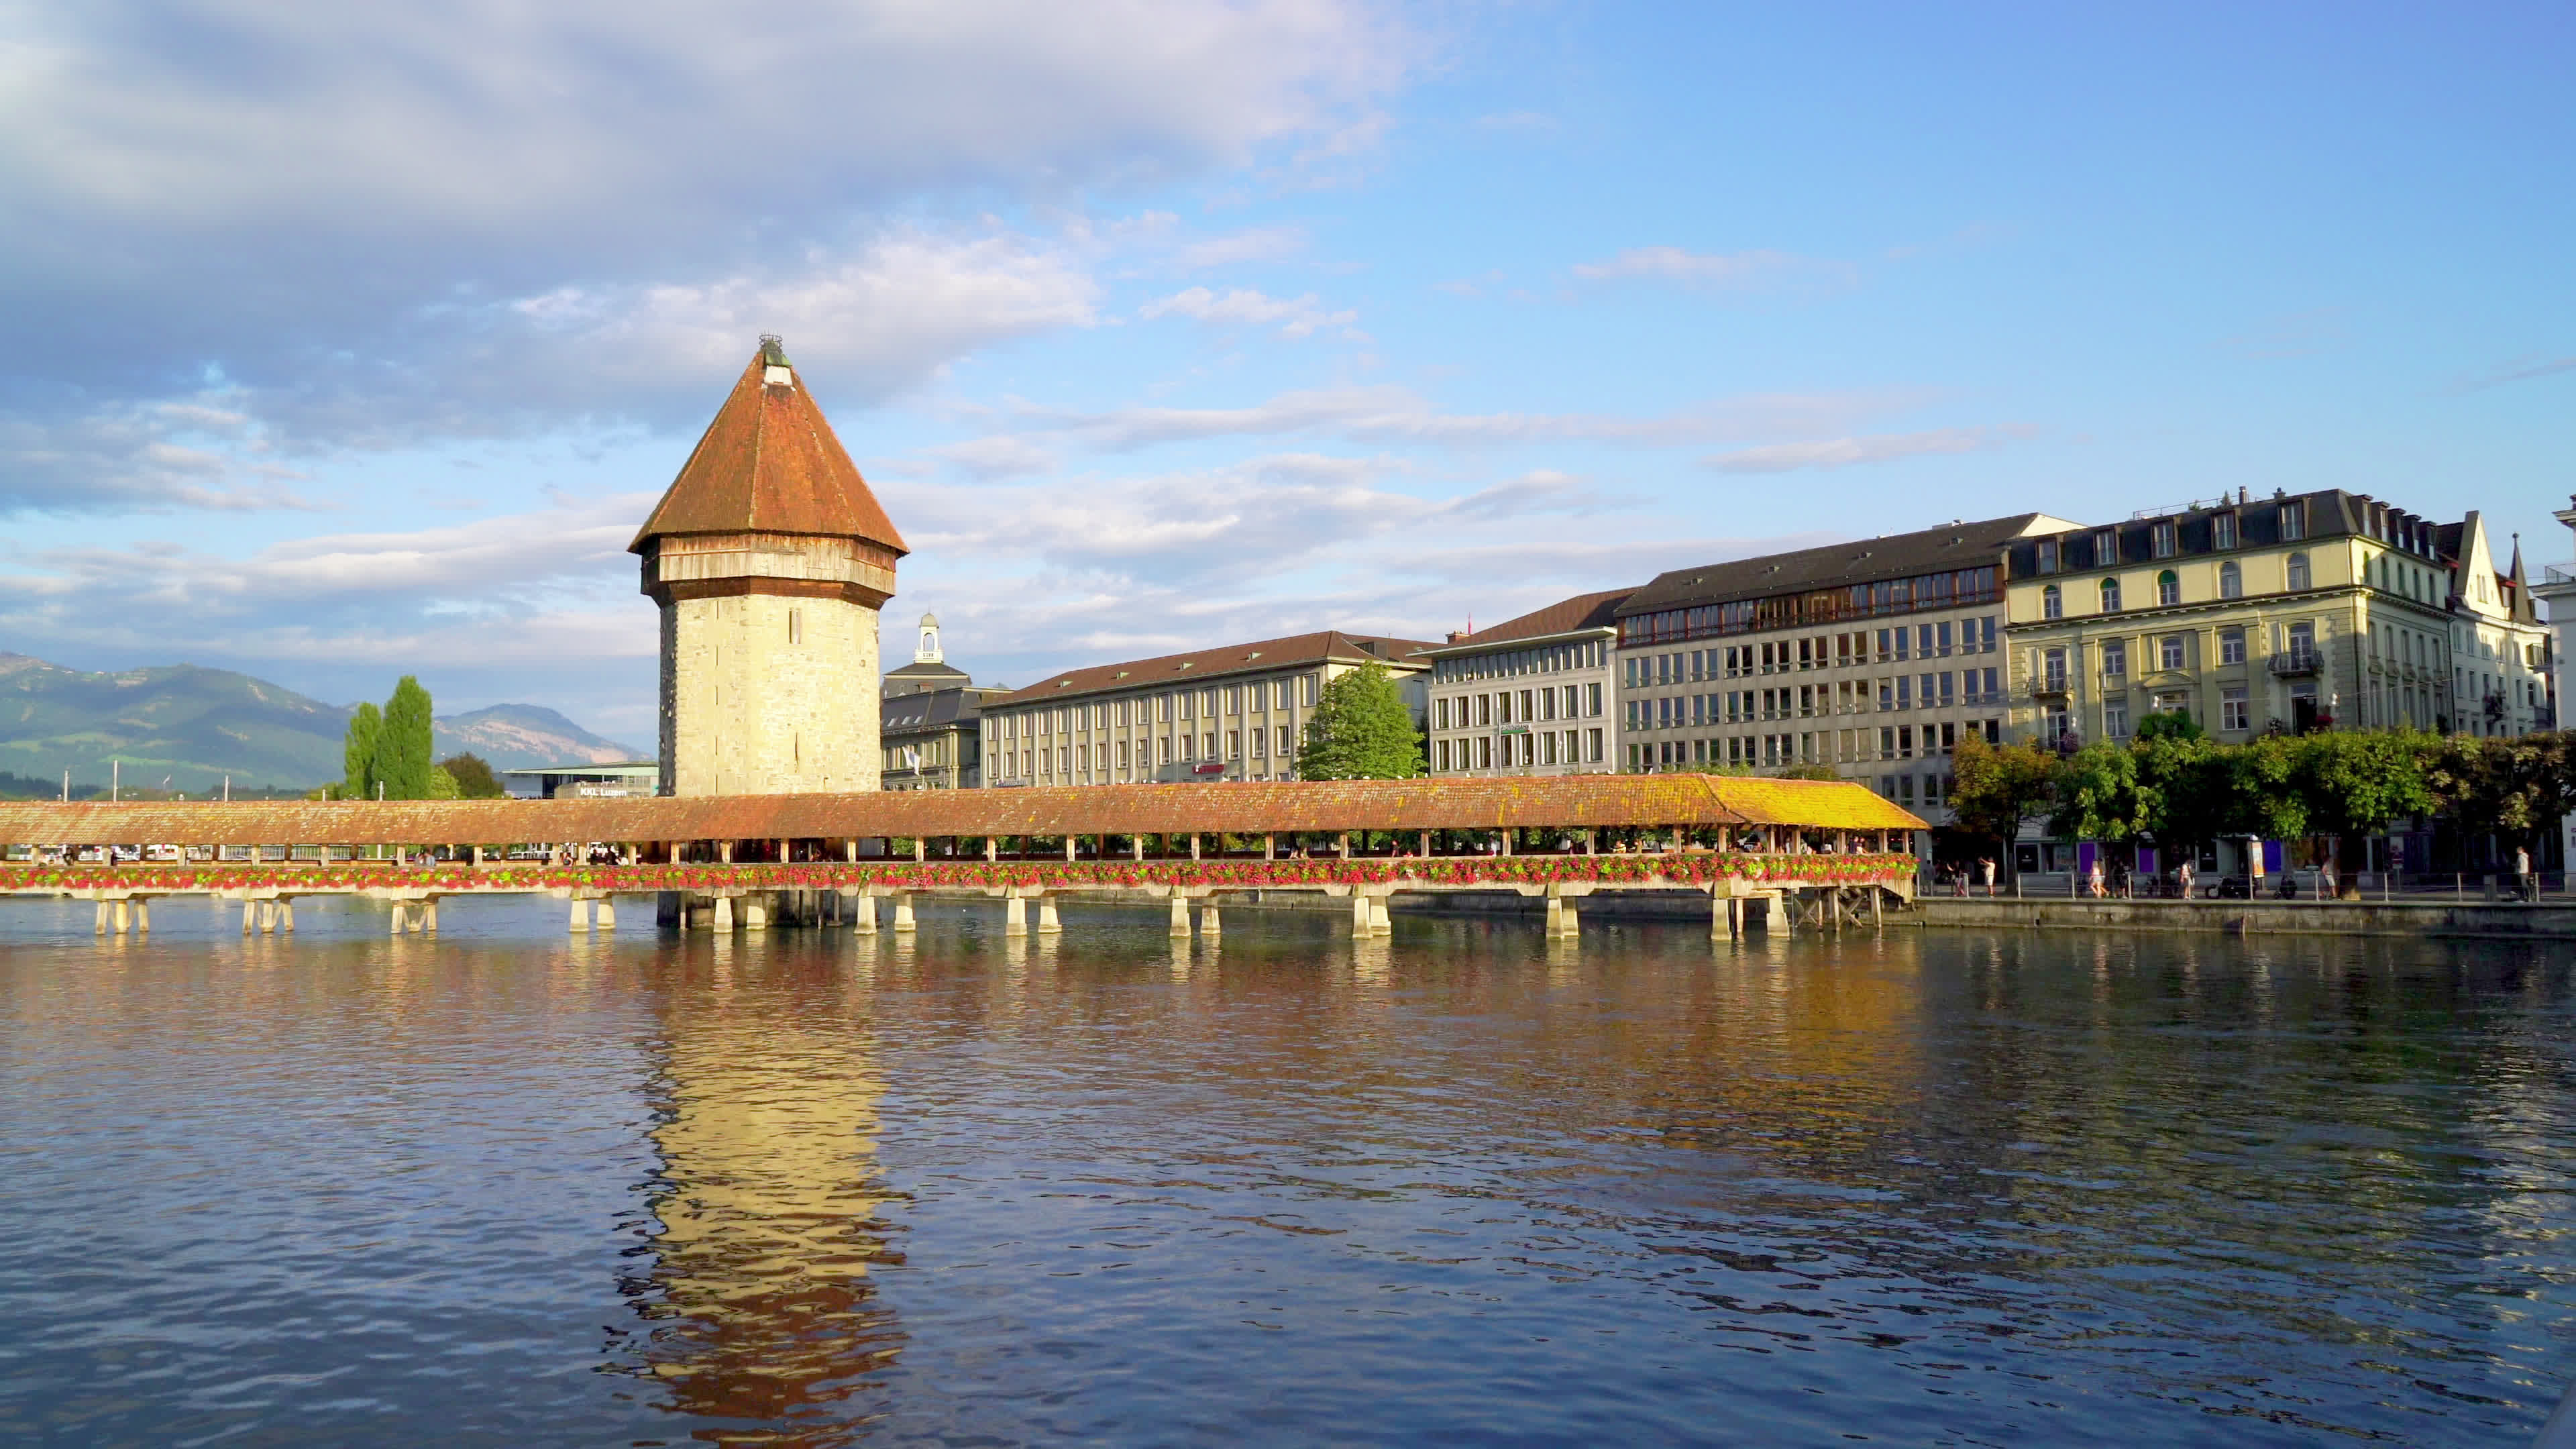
left=507, top=229, right=1102, bottom=396
left=922, top=435, right=1059, bottom=482
left=1006, top=382, right=1935, bottom=451
left=1570, top=246, right=1855, bottom=293
left=1705, top=425, right=2034, bottom=474
left=1139, top=285, right=1362, bottom=339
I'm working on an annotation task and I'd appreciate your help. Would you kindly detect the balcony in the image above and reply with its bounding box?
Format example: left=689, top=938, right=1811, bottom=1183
left=2267, top=649, right=2324, bottom=678
left=2030, top=676, right=2071, bottom=700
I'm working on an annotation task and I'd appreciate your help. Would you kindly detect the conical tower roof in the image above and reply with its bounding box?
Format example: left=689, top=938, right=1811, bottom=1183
left=629, top=338, right=908, bottom=555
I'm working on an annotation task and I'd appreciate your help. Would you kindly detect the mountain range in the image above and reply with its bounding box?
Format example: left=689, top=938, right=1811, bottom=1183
left=0, top=653, right=643, bottom=794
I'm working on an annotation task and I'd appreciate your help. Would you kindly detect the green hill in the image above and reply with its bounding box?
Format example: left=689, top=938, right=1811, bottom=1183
left=0, top=654, right=643, bottom=795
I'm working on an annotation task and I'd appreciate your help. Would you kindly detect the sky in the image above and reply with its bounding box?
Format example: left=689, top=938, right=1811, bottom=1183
left=2, top=1, right=2570, bottom=747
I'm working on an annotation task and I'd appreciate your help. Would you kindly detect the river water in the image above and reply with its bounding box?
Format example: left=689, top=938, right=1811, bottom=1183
left=2, top=896, right=2571, bottom=1446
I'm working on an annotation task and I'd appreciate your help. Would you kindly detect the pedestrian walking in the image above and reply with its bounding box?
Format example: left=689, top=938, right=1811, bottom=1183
left=1979, top=856, right=1996, bottom=897
left=2178, top=860, right=2195, bottom=900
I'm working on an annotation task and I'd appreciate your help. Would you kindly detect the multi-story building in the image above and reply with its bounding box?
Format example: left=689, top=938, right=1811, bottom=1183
left=1418, top=589, right=1627, bottom=777
left=2439, top=515, right=2551, bottom=738
left=879, top=613, right=1012, bottom=790
left=1613, top=513, right=2072, bottom=820
left=979, top=631, right=1434, bottom=787
left=2001, top=490, right=2546, bottom=749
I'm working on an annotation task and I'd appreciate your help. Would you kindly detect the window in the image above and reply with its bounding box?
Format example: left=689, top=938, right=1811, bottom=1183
left=2212, top=513, right=2238, bottom=550
left=2042, top=584, right=2063, bottom=619
left=1274, top=680, right=1291, bottom=710
left=2037, top=539, right=2059, bottom=574
left=2102, top=639, right=2127, bottom=680
left=2288, top=621, right=2316, bottom=663
left=1435, top=739, right=1450, bottom=771
left=2221, top=687, right=2250, bottom=732
left=2286, top=552, right=2310, bottom=590
left=2220, top=628, right=2246, bottom=665
left=1300, top=674, right=1318, bottom=706
left=2043, top=648, right=2068, bottom=691
left=2104, top=699, right=2129, bottom=738
left=2100, top=578, right=2122, bottom=612
left=2156, top=570, right=2180, bottom=606
left=2219, top=561, right=2242, bottom=598
left=2159, top=635, right=2186, bottom=671
left=2152, top=522, right=2176, bottom=558
left=2279, top=502, right=2306, bottom=541
left=2093, top=530, right=2116, bottom=567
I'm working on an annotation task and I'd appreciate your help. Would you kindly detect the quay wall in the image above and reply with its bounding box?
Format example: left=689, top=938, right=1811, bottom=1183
left=1906, top=896, right=2576, bottom=939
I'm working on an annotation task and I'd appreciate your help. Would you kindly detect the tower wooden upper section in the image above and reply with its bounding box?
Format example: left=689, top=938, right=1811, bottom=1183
left=632, top=337, right=907, bottom=608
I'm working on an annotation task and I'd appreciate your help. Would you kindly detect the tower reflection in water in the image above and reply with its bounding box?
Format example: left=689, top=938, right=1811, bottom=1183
left=619, top=937, right=903, bottom=1445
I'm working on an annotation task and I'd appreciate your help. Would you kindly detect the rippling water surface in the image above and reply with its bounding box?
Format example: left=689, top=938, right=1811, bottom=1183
left=2, top=896, right=2571, bottom=1445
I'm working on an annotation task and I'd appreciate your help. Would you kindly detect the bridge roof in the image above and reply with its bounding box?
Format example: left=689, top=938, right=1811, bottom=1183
left=0, top=775, right=1922, bottom=847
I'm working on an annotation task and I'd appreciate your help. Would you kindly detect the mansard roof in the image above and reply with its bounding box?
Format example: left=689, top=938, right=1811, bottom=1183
left=630, top=339, right=908, bottom=555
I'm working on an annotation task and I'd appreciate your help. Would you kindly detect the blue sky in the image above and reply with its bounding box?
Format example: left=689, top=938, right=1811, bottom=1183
left=2, top=1, right=2569, bottom=746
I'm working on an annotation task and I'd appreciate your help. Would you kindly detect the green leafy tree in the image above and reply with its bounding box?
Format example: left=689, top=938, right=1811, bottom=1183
left=2294, top=729, right=2433, bottom=879
left=1294, top=661, right=1424, bottom=780
left=428, top=765, right=463, bottom=800
left=2049, top=740, right=2153, bottom=845
left=2135, top=731, right=2231, bottom=857
left=2428, top=732, right=2573, bottom=851
left=1948, top=732, right=2059, bottom=878
left=2133, top=710, right=2205, bottom=744
left=375, top=676, right=436, bottom=800
left=437, top=752, right=506, bottom=799
left=343, top=702, right=382, bottom=800
left=2226, top=731, right=2309, bottom=843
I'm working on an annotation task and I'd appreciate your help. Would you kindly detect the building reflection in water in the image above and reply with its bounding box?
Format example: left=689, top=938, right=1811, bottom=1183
left=618, top=936, right=903, bottom=1446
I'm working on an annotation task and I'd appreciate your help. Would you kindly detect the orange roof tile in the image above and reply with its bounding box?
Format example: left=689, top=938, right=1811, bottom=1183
left=1431, top=588, right=1635, bottom=650
left=994, top=630, right=1440, bottom=708
left=630, top=340, right=908, bottom=554
left=0, top=776, right=1924, bottom=847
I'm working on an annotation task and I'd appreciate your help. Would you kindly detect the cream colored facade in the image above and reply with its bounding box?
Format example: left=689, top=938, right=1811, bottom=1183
left=981, top=632, right=1432, bottom=786
left=2002, top=490, right=2544, bottom=747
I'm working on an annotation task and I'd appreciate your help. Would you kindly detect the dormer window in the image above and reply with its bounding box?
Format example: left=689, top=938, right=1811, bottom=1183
left=2212, top=513, right=2238, bottom=550
left=2037, top=539, right=2059, bottom=574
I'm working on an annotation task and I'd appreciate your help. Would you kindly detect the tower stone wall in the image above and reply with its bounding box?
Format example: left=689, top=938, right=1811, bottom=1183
left=632, top=337, right=908, bottom=798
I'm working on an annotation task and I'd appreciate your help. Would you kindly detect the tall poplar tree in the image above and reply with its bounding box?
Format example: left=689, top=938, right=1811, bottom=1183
left=375, top=676, right=436, bottom=800
left=343, top=702, right=382, bottom=800
left=1294, top=661, right=1424, bottom=780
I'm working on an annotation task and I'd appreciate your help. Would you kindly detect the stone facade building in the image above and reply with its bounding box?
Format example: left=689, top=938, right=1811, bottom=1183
left=633, top=337, right=906, bottom=797
left=979, top=631, right=1433, bottom=787
left=2000, top=489, right=2547, bottom=749
left=1613, top=513, right=2074, bottom=821
left=1418, top=590, right=1627, bottom=777
left=881, top=613, right=1012, bottom=790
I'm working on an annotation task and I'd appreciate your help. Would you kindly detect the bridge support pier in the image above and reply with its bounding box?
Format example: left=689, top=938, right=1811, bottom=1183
left=713, top=895, right=735, bottom=932
left=1006, top=894, right=1027, bottom=937
left=245, top=901, right=257, bottom=934
left=113, top=900, right=131, bottom=934
left=596, top=899, right=614, bottom=931
left=1350, top=895, right=1370, bottom=936
left=1199, top=902, right=1221, bottom=937
left=134, top=899, right=150, bottom=933
left=1545, top=896, right=1562, bottom=934
left=389, top=902, right=403, bottom=935
left=743, top=895, right=768, bottom=932
left=892, top=894, right=916, bottom=932
left=853, top=894, right=877, bottom=934
left=277, top=900, right=292, bottom=932
left=1369, top=896, right=1391, bottom=935
left=1037, top=896, right=1061, bottom=934
left=94, top=900, right=108, bottom=934
left=1169, top=895, right=1191, bottom=937
left=420, top=900, right=434, bottom=933
left=571, top=899, right=590, bottom=933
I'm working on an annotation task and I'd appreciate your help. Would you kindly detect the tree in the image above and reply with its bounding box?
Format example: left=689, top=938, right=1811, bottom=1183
left=1294, top=662, right=1424, bottom=780
left=429, top=765, right=463, bottom=800
left=376, top=676, right=436, bottom=800
left=2225, top=731, right=2308, bottom=844
left=2135, top=731, right=2231, bottom=857
left=437, top=752, right=506, bottom=799
left=343, top=702, right=382, bottom=800
left=2133, top=710, right=2204, bottom=744
left=2294, top=729, right=2433, bottom=882
left=2049, top=741, right=2153, bottom=846
left=1772, top=763, right=1841, bottom=782
left=1948, top=732, right=2058, bottom=877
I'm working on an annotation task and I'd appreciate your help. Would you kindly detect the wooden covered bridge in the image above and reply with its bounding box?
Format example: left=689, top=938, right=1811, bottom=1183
left=1, top=773, right=1925, bottom=941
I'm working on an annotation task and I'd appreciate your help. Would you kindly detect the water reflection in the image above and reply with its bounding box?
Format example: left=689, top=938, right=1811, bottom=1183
left=619, top=936, right=902, bottom=1445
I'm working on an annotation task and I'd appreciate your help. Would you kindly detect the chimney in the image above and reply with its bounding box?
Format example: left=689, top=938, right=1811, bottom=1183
left=1446, top=631, right=1471, bottom=645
